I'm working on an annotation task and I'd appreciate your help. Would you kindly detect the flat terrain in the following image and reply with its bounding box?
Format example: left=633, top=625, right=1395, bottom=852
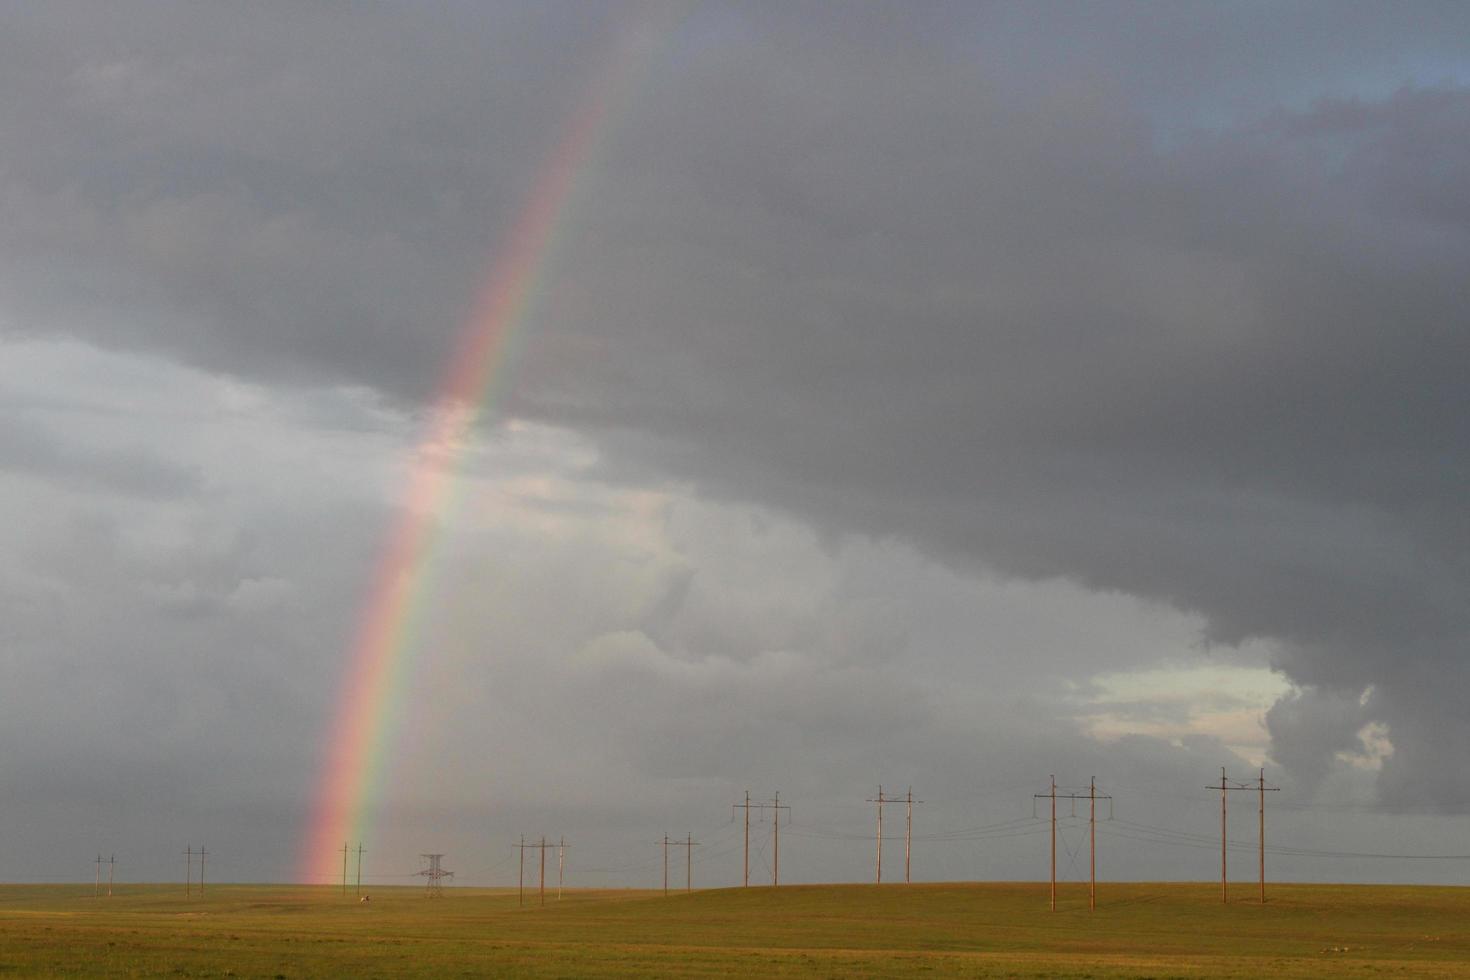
left=1, top=881, right=1467, bottom=978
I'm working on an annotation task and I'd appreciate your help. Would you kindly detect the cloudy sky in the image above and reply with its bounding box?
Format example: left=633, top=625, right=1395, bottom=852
left=3, top=1, right=1469, bottom=889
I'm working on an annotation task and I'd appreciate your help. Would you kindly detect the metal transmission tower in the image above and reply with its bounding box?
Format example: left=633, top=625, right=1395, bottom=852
left=417, top=854, right=453, bottom=897
left=1208, top=767, right=1280, bottom=904
left=1032, top=777, right=1112, bottom=911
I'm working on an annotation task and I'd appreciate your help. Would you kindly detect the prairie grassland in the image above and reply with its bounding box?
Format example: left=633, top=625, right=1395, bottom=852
left=1, top=881, right=1467, bottom=978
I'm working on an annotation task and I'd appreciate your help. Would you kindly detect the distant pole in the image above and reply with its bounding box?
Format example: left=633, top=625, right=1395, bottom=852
left=342, top=842, right=349, bottom=897
left=518, top=835, right=525, bottom=908
left=558, top=837, right=566, bottom=901
left=355, top=844, right=365, bottom=899
left=1089, top=777, right=1096, bottom=911
left=1050, top=776, right=1056, bottom=911
left=876, top=784, right=883, bottom=884
left=743, top=791, right=750, bottom=886
left=185, top=846, right=192, bottom=898
left=539, top=836, right=547, bottom=907
left=686, top=833, right=693, bottom=892
left=199, top=847, right=207, bottom=895
left=1259, top=768, right=1267, bottom=904
left=772, top=791, right=786, bottom=886
left=96, top=854, right=102, bottom=897
left=905, top=788, right=913, bottom=884
left=108, top=855, right=115, bottom=897
left=662, top=834, right=670, bottom=896
left=1220, top=767, right=1228, bottom=904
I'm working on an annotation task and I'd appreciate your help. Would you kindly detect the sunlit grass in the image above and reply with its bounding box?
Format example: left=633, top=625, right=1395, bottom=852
left=1, top=881, right=1467, bottom=977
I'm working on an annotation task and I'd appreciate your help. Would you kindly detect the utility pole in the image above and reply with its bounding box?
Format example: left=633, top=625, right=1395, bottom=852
left=1207, top=768, right=1279, bottom=904
left=517, top=835, right=525, bottom=907
left=95, top=854, right=102, bottom=897
left=184, top=846, right=192, bottom=899
left=355, top=844, right=365, bottom=899
left=539, top=836, right=547, bottom=907
left=867, top=785, right=891, bottom=883
left=1034, top=777, right=1055, bottom=911
left=770, top=791, right=790, bottom=886
left=198, top=847, right=208, bottom=896
left=107, top=854, right=115, bottom=897
left=731, top=790, right=753, bottom=886
left=1033, top=778, right=1111, bottom=911
left=905, top=787, right=922, bottom=883
left=670, top=834, right=702, bottom=893
left=557, top=837, right=567, bottom=901
left=341, top=842, right=349, bottom=897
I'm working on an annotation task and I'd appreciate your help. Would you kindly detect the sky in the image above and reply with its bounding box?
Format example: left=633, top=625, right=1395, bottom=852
left=2, top=1, right=1469, bottom=890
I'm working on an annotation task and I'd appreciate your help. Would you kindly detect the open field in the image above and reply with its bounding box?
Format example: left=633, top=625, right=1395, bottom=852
left=2, top=881, right=1468, bottom=978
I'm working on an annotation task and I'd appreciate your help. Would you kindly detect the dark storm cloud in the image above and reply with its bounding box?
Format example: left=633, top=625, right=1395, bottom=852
left=2, top=2, right=1468, bottom=807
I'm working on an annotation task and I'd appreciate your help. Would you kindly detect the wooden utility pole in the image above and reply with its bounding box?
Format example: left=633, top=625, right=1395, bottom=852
left=355, top=844, right=365, bottom=899
left=1033, top=778, right=1111, bottom=911
left=1089, top=778, right=1097, bottom=911
left=539, top=836, right=547, bottom=907
left=905, top=787, right=922, bottom=883
left=184, top=846, right=192, bottom=898
left=95, top=854, right=102, bottom=897
left=771, top=792, right=789, bottom=886
left=341, top=842, right=349, bottom=897
left=1034, top=777, right=1056, bottom=910
left=1208, top=768, right=1279, bottom=904
left=516, top=836, right=526, bottom=907
left=557, top=838, right=567, bottom=901
left=731, top=791, right=753, bottom=886
left=662, top=834, right=671, bottom=896
left=867, top=785, right=891, bottom=883
left=199, top=847, right=207, bottom=896
left=107, top=855, right=115, bottom=897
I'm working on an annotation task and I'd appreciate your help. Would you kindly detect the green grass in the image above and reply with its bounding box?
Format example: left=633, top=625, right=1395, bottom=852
left=1, top=881, right=1467, bottom=977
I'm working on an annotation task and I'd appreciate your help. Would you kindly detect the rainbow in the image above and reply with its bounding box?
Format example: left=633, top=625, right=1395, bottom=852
left=300, top=16, right=675, bottom=883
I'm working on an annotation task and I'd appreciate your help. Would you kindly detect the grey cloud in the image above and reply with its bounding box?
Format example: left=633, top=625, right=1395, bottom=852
left=2, top=3, right=1468, bottom=820
left=0, top=415, right=201, bottom=497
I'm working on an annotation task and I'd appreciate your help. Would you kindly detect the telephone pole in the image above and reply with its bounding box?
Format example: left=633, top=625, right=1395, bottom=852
left=341, top=842, right=349, bottom=897
left=95, top=854, right=102, bottom=897
left=731, top=790, right=753, bottom=886
left=1033, top=778, right=1111, bottom=911
left=770, top=791, right=790, bottom=885
left=732, top=790, right=788, bottom=886
left=1207, top=767, right=1279, bottom=903
left=904, top=787, right=922, bottom=883
left=515, top=836, right=527, bottom=907
left=865, top=786, right=920, bottom=883
left=184, top=846, right=192, bottom=898
left=557, top=837, right=568, bottom=901
left=539, top=836, right=547, bottom=907
left=659, top=834, right=699, bottom=894
left=198, top=847, right=208, bottom=896
left=867, top=786, right=890, bottom=883
left=355, top=844, right=365, bottom=899
left=107, top=854, right=115, bottom=897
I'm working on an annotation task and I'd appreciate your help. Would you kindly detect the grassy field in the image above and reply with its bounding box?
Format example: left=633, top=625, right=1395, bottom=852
left=1, top=881, right=1467, bottom=978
